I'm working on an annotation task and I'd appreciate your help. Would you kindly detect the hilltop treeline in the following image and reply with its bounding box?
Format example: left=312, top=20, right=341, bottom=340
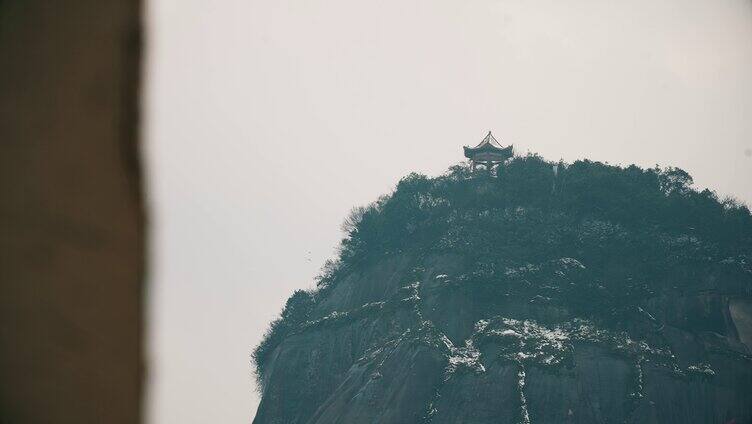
left=338, top=156, right=750, bottom=265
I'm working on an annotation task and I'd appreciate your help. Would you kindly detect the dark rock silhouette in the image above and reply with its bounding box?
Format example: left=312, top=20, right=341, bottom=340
left=0, top=1, right=144, bottom=422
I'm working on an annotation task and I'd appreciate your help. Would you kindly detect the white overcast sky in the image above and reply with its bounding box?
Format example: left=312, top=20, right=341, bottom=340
left=144, top=1, right=752, bottom=422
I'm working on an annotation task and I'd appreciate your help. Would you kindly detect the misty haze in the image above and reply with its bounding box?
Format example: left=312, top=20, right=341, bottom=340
left=146, top=1, right=752, bottom=422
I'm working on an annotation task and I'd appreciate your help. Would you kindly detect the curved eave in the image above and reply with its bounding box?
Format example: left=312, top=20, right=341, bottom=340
left=463, top=144, right=513, bottom=159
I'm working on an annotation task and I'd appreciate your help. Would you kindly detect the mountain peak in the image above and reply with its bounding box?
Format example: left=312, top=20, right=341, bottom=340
left=253, top=156, right=752, bottom=423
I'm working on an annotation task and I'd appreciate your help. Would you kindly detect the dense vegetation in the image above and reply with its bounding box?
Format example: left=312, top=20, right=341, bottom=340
left=253, top=155, right=752, bottom=382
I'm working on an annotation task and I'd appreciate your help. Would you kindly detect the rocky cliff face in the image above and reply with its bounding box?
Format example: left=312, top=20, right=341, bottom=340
left=253, top=159, right=752, bottom=423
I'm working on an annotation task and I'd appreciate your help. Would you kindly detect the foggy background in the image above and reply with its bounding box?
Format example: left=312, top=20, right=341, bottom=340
left=144, top=0, right=752, bottom=422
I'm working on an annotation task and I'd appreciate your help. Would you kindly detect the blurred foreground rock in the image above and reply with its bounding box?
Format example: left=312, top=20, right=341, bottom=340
left=0, top=2, right=144, bottom=423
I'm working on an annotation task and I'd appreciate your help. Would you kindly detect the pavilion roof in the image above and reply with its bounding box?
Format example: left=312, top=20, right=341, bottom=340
left=472, top=131, right=505, bottom=149
left=463, top=131, right=513, bottom=161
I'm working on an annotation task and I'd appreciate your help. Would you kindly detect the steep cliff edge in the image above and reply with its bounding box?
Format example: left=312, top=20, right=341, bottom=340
left=253, top=157, right=752, bottom=424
